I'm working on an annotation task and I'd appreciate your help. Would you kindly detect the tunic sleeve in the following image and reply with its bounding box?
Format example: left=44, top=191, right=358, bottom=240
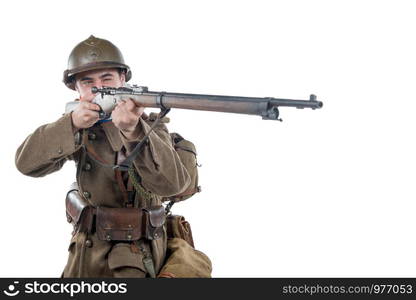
left=15, top=113, right=81, bottom=177
left=119, top=116, right=191, bottom=197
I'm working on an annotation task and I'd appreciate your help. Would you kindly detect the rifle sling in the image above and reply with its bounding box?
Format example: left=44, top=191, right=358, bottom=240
left=116, top=107, right=171, bottom=171
left=82, top=107, right=171, bottom=171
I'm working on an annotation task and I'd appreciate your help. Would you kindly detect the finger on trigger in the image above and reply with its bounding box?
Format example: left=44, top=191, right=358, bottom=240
left=82, top=102, right=98, bottom=111
left=85, top=108, right=99, bottom=117
left=89, top=103, right=101, bottom=111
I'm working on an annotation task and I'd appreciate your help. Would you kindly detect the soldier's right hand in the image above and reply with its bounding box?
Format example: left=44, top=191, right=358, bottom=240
left=71, top=101, right=101, bottom=132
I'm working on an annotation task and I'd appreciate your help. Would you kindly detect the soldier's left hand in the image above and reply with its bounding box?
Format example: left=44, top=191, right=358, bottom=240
left=112, top=98, right=145, bottom=139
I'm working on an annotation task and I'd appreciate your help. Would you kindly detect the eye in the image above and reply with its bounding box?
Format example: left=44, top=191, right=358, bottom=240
left=82, top=80, right=94, bottom=86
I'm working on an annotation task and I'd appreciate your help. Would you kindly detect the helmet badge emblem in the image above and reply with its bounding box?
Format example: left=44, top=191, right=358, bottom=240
left=88, top=47, right=101, bottom=60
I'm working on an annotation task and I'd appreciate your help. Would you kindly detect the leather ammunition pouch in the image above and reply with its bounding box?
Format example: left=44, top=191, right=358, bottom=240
left=143, top=206, right=166, bottom=240
left=96, top=207, right=143, bottom=241
left=96, top=206, right=165, bottom=242
left=66, top=183, right=165, bottom=242
left=65, top=183, right=89, bottom=227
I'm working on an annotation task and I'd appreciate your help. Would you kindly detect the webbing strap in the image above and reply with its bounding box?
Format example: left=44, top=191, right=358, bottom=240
left=115, top=107, right=171, bottom=171
left=82, top=107, right=171, bottom=171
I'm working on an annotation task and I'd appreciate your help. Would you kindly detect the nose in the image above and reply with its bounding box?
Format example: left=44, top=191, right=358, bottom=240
left=93, top=78, right=104, bottom=90
left=94, top=83, right=103, bottom=90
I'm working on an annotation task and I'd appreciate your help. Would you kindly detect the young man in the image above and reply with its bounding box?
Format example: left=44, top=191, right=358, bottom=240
left=15, top=35, right=212, bottom=278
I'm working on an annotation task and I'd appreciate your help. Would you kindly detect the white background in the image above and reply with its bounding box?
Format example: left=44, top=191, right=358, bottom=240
left=0, top=0, right=415, bottom=277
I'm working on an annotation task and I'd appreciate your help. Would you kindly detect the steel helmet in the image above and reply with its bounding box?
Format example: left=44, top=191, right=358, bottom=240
left=63, top=35, right=132, bottom=90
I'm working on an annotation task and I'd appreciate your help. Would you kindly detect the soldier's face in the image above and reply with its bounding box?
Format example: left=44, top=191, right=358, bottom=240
left=74, top=68, right=125, bottom=102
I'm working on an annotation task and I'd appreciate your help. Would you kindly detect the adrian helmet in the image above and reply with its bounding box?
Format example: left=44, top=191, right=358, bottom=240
left=63, top=35, right=132, bottom=90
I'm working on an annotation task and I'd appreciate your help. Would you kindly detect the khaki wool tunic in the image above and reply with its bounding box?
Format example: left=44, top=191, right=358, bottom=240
left=15, top=111, right=211, bottom=278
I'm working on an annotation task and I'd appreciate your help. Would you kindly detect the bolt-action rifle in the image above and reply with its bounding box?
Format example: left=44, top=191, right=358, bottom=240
left=65, top=85, right=323, bottom=121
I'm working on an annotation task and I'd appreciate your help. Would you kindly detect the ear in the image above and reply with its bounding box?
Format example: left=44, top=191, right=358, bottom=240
left=119, top=72, right=126, bottom=85
left=74, top=80, right=80, bottom=93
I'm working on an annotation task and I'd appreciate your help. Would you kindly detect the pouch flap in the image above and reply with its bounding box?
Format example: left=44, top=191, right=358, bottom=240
left=143, top=206, right=166, bottom=228
left=171, top=133, right=197, bottom=155
left=96, top=207, right=143, bottom=241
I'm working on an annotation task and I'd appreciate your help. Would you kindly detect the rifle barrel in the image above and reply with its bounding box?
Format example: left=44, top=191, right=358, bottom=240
left=91, top=86, right=323, bottom=120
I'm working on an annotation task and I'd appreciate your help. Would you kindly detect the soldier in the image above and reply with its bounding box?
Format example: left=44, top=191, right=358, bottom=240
left=15, top=35, right=212, bottom=278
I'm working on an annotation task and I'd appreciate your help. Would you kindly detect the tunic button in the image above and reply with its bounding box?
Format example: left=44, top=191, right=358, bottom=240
left=84, top=163, right=92, bottom=171
left=58, top=148, right=63, bottom=154
left=88, top=132, right=97, bottom=140
left=85, top=239, right=93, bottom=248
left=83, top=191, right=91, bottom=199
